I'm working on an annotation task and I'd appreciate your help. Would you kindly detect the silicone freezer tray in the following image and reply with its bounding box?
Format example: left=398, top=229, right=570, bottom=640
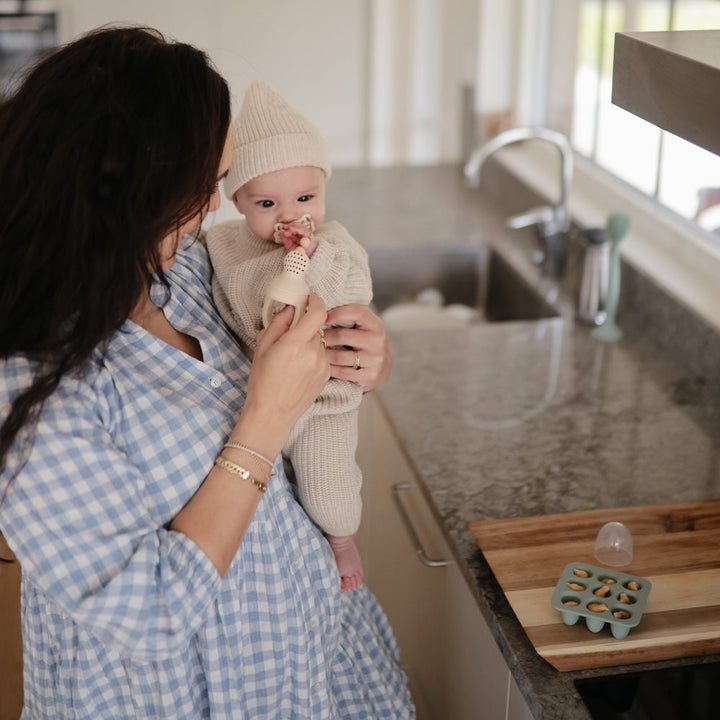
left=550, top=562, right=652, bottom=639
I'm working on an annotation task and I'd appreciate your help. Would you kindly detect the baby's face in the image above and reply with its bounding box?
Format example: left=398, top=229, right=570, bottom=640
left=233, top=166, right=326, bottom=241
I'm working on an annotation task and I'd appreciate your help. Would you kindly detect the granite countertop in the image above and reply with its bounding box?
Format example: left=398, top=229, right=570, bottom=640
left=328, top=164, right=720, bottom=720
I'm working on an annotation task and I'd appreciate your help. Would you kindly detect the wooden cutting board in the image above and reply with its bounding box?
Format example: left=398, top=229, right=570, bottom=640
left=469, top=498, right=720, bottom=671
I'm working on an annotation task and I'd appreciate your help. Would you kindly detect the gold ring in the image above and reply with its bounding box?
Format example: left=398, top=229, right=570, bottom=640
left=353, top=351, right=361, bottom=370
left=318, top=329, right=326, bottom=348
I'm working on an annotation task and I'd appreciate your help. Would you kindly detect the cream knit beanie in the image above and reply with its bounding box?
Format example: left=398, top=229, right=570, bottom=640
left=225, top=80, right=331, bottom=201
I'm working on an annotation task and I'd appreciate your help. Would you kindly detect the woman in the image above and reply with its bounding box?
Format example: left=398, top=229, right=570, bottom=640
left=0, top=26, right=413, bottom=719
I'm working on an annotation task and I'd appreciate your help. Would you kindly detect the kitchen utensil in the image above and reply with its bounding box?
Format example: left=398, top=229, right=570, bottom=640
left=551, top=562, right=651, bottom=639
left=592, top=213, right=630, bottom=342
left=261, top=248, right=310, bottom=329
left=577, top=228, right=609, bottom=325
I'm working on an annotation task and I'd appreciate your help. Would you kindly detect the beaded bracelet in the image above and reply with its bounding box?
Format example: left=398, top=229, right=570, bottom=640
left=223, top=442, right=278, bottom=477
left=214, top=456, right=268, bottom=493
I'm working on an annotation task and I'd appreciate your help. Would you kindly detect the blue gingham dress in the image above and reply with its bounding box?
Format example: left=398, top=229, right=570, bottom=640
left=0, top=237, right=415, bottom=720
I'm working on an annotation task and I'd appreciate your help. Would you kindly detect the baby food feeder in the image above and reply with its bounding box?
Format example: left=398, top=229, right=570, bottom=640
left=262, top=215, right=314, bottom=329
left=261, top=248, right=311, bottom=329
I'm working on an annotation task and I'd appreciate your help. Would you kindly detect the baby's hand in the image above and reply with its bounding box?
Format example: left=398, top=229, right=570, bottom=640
left=276, top=222, right=308, bottom=252
left=274, top=216, right=318, bottom=257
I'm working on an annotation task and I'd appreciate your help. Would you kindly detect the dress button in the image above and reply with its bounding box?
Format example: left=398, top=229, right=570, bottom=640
left=313, top=681, right=324, bottom=693
left=308, top=618, right=319, bottom=630
left=209, top=376, right=222, bottom=388
left=292, top=557, right=302, bottom=570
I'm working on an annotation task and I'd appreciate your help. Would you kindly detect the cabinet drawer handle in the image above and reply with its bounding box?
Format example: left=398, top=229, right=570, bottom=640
left=391, top=483, right=452, bottom=568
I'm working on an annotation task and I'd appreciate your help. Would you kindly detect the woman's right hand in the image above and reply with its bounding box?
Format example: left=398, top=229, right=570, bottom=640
left=234, top=293, right=330, bottom=456
left=172, top=294, right=328, bottom=574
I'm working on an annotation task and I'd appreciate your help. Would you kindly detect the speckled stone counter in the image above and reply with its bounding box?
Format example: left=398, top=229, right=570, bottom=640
left=328, top=164, right=720, bottom=720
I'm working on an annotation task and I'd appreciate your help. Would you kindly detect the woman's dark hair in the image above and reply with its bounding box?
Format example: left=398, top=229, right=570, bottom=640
left=0, top=26, right=231, bottom=471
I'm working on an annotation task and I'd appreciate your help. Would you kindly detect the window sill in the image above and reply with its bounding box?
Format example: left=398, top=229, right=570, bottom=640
left=494, top=141, right=720, bottom=333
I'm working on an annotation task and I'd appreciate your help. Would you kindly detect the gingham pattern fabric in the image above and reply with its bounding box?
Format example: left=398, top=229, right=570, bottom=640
left=0, top=237, right=414, bottom=720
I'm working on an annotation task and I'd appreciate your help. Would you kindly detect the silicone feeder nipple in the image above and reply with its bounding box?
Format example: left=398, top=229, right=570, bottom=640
left=262, top=248, right=310, bottom=329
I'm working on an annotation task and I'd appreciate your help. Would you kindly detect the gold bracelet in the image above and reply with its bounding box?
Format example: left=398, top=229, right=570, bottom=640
left=221, top=447, right=272, bottom=483
left=223, top=442, right=278, bottom=477
left=214, top=456, right=268, bottom=493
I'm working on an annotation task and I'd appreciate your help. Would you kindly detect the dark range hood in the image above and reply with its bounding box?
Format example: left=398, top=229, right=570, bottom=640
left=612, top=30, right=720, bottom=157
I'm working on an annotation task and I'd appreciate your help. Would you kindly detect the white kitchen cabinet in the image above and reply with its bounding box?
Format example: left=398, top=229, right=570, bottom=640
left=357, top=393, right=534, bottom=720
left=508, top=673, right=535, bottom=720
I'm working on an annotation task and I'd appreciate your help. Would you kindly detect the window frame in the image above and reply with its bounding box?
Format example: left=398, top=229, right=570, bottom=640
left=511, top=0, right=720, bottom=330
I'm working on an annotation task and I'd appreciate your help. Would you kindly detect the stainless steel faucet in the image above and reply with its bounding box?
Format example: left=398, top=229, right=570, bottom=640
left=463, top=127, right=573, bottom=278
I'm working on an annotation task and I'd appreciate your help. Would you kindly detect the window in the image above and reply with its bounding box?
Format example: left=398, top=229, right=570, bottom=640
left=0, top=10, right=57, bottom=100
left=571, top=0, right=720, bottom=234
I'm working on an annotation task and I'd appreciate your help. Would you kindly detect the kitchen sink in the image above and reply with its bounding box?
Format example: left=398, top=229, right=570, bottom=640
left=366, top=243, right=559, bottom=328
left=576, top=662, right=720, bottom=719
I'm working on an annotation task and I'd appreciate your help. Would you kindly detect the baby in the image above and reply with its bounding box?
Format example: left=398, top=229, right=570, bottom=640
left=205, top=80, right=372, bottom=592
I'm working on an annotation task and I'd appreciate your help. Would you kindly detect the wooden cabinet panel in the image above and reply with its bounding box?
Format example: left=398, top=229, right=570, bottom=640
left=357, top=394, right=512, bottom=720
left=0, top=532, right=22, bottom=720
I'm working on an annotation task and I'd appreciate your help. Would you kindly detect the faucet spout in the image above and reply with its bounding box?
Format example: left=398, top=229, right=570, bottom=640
left=464, top=127, right=573, bottom=277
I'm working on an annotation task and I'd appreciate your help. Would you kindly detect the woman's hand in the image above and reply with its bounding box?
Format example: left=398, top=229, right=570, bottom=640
left=172, top=295, right=329, bottom=575
left=323, top=304, right=392, bottom=392
left=238, top=293, right=330, bottom=453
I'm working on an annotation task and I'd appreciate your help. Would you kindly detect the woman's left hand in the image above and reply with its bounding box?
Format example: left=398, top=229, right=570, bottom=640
left=323, top=304, right=392, bottom=392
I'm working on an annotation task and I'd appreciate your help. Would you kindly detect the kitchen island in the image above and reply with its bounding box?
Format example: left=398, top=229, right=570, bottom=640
left=328, top=163, right=720, bottom=719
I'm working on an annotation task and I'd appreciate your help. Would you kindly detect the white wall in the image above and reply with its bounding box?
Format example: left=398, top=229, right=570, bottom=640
left=57, top=0, right=373, bottom=222
left=57, top=0, right=479, bottom=172
left=368, top=0, right=478, bottom=165
left=58, top=0, right=368, bottom=167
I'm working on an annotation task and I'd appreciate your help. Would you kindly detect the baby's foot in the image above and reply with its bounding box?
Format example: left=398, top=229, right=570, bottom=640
left=327, top=533, right=364, bottom=593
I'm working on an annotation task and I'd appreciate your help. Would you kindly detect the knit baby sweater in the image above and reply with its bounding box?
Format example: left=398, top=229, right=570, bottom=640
left=205, top=219, right=373, bottom=537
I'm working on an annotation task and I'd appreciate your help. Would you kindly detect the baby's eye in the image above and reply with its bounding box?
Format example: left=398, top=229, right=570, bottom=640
left=259, top=199, right=275, bottom=208
left=298, top=194, right=313, bottom=203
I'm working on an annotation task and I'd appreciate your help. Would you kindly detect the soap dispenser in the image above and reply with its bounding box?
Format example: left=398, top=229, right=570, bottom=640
left=577, top=227, right=609, bottom=325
